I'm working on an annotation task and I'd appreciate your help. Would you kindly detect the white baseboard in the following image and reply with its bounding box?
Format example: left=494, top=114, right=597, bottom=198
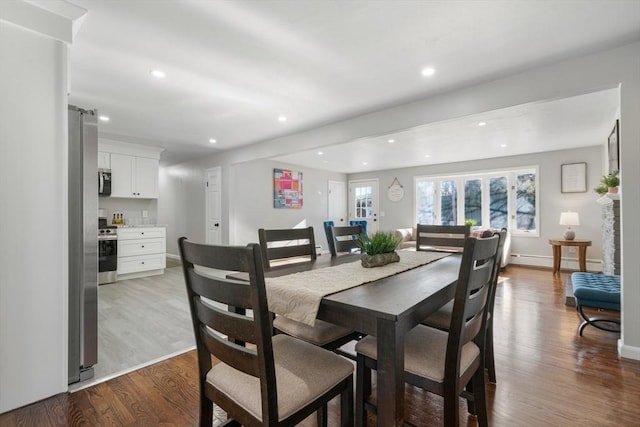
left=166, top=253, right=180, bottom=260
left=618, top=339, right=640, bottom=360
left=508, top=254, right=602, bottom=272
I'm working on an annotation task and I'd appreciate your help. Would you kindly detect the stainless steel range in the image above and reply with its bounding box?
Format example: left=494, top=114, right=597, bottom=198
left=98, top=225, right=117, bottom=285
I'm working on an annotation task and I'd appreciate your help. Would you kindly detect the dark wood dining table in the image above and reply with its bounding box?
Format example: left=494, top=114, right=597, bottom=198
left=228, top=252, right=461, bottom=427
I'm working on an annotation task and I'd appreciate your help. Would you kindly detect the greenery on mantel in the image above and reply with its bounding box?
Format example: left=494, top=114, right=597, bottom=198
left=594, top=171, right=620, bottom=195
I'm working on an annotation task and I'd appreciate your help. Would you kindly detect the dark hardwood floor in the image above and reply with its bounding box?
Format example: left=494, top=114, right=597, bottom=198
left=2, top=266, right=638, bottom=426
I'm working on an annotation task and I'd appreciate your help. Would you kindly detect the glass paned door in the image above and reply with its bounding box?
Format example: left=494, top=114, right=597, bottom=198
left=349, top=179, right=379, bottom=234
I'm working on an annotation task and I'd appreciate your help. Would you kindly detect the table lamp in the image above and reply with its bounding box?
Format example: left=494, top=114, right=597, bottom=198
left=559, top=211, right=580, bottom=240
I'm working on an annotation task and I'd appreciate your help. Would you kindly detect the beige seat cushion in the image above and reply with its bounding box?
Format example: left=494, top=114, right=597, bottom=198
left=207, top=334, right=353, bottom=421
left=421, top=300, right=453, bottom=330
left=273, top=316, right=354, bottom=346
left=355, top=324, right=479, bottom=383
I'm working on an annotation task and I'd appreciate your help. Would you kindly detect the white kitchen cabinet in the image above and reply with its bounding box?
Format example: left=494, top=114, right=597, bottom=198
left=110, top=153, right=159, bottom=198
left=117, top=227, right=166, bottom=279
left=97, top=151, right=110, bottom=169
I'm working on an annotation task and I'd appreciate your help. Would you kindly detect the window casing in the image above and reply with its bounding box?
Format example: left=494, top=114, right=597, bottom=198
left=414, top=167, right=539, bottom=236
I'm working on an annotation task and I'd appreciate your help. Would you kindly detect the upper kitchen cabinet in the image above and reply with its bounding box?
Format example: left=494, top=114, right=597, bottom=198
left=110, top=154, right=158, bottom=198
left=98, top=140, right=164, bottom=199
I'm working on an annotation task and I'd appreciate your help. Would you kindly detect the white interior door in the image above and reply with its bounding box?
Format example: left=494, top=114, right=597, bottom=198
left=349, top=179, right=379, bottom=234
left=206, top=167, right=221, bottom=244
left=328, top=180, right=347, bottom=225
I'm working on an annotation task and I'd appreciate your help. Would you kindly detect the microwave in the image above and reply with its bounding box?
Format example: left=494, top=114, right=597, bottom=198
left=98, top=169, right=111, bottom=196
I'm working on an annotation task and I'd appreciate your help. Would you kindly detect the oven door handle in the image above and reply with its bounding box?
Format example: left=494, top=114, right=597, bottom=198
left=98, top=236, right=118, bottom=241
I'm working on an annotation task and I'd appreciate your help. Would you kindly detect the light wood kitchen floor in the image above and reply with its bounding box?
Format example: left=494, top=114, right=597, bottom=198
left=70, top=263, right=194, bottom=391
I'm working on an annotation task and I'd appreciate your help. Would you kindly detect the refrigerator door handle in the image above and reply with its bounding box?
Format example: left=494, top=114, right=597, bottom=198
left=99, top=172, right=104, bottom=193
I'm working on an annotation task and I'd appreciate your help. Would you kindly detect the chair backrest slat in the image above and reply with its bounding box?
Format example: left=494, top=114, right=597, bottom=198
left=328, top=225, right=363, bottom=256
left=200, top=325, right=260, bottom=376
left=195, top=299, right=256, bottom=344
left=416, top=224, right=470, bottom=252
left=258, top=227, right=317, bottom=269
left=188, top=270, right=252, bottom=308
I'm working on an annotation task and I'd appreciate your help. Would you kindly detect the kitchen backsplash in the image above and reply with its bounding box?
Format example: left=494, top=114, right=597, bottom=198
left=98, top=197, right=158, bottom=225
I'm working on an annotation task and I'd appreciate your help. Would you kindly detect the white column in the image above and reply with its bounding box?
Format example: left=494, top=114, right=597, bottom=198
left=0, top=0, right=86, bottom=413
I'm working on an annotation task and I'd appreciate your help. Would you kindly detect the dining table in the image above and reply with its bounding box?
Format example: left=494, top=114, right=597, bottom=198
left=228, top=251, right=462, bottom=427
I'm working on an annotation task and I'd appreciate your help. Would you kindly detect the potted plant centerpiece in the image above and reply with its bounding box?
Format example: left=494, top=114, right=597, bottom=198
left=357, top=231, right=401, bottom=268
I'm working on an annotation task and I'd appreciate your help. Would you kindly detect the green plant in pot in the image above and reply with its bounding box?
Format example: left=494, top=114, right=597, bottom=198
left=464, top=219, right=477, bottom=227
left=599, top=171, right=620, bottom=194
left=357, top=231, right=401, bottom=268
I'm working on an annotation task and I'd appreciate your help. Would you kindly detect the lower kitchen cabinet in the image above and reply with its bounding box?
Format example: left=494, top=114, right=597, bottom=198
left=117, top=227, right=166, bottom=279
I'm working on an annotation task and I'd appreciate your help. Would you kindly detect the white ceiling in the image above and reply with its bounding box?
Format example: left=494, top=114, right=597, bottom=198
left=67, top=0, right=640, bottom=168
left=275, top=89, right=620, bottom=173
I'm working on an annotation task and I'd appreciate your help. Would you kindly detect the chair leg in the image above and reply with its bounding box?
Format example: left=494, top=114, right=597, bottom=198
left=200, top=395, right=213, bottom=427
left=471, top=367, right=489, bottom=427
left=443, top=384, right=460, bottom=427
left=356, top=353, right=368, bottom=427
left=465, top=379, right=476, bottom=416
left=485, top=326, right=497, bottom=383
left=341, top=376, right=354, bottom=427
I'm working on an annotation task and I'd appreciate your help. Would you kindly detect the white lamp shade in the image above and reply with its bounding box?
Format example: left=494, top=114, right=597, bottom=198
left=559, top=211, right=580, bottom=226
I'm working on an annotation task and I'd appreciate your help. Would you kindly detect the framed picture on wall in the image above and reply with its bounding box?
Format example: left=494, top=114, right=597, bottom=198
left=273, top=168, right=303, bottom=208
left=608, top=119, right=619, bottom=174
left=561, top=162, right=587, bottom=193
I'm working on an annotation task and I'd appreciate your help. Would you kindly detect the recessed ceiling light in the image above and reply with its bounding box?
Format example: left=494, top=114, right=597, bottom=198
left=478, top=121, right=487, bottom=126
left=209, top=138, right=217, bottom=144
left=421, top=67, right=436, bottom=77
left=388, top=139, right=395, bottom=143
left=500, top=144, right=507, bottom=148
left=99, top=115, right=110, bottom=122
left=317, top=151, right=323, bottom=156
left=362, top=162, right=368, bottom=166
left=150, top=69, right=166, bottom=79
left=424, top=154, right=431, bottom=158
left=278, top=115, right=287, bottom=122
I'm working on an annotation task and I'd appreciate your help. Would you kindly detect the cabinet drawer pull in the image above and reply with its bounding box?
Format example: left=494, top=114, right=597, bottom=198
left=141, top=245, right=145, bottom=248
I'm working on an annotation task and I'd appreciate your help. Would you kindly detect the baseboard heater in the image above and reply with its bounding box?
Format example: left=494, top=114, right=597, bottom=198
left=509, top=253, right=602, bottom=272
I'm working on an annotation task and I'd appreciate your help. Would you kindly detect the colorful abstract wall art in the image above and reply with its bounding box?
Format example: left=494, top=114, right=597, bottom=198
left=273, top=168, right=303, bottom=208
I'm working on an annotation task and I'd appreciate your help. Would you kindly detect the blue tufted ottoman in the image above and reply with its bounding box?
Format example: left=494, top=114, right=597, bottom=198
left=571, top=272, right=620, bottom=336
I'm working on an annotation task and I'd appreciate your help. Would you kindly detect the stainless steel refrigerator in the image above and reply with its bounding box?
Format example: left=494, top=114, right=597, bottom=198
left=68, top=105, right=98, bottom=384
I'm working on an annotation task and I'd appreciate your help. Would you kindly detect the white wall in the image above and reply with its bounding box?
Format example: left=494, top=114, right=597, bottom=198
left=230, top=160, right=347, bottom=248
left=0, top=20, right=69, bottom=412
left=159, top=166, right=206, bottom=255
left=349, top=146, right=605, bottom=269
left=162, top=41, right=640, bottom=359
left=160, top=160, right=346, bottom=255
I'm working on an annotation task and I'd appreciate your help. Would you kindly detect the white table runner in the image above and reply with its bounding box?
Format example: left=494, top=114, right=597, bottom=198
left=266, top=251, right=451, bottom=326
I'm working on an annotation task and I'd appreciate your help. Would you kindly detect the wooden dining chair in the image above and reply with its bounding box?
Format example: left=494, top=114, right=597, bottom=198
left=258, top=227, right=360, bottom=357
left=178, top=237, right=354, bottom=427
left=258, top=227, right=317, bottom=269
left=327, top=225, right=364, bottom=256
left=416, top=224, right=470, bottom=252
left=355, top=235, right=500, bottom=427
left=422, top=229, right=507, bottom=383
